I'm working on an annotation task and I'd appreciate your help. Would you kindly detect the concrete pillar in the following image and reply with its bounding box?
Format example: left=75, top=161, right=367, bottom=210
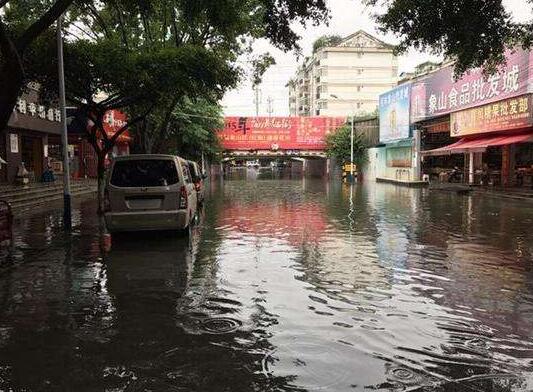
left=291, top=160, right=304, bottom=177
left=412, top=128, right=421, bottom=181
left=501, top=145, right=516, bottom=187
left=468, top=152, right=474, bottom=184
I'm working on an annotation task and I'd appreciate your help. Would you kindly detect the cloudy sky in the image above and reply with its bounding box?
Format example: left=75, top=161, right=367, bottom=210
left=221, top=0, right=533, bottom=117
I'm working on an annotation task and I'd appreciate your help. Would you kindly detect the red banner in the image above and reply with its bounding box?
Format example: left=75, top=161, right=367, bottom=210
left=103, top=110, right=131, bottom=142
left=219, top=116, right=346, bottom=150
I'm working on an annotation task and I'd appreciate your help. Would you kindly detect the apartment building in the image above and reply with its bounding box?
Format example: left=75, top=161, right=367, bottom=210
left=288, top=30, right=398, bottom=117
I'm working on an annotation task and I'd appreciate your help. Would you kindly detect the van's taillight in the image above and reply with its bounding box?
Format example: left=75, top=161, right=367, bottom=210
left=179, top=186, right=188, bottom=209
left=103, top=189, right=111, bottom=212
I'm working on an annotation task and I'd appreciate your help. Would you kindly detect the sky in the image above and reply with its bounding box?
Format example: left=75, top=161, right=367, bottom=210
left=221, top=0, right=533, bottom=117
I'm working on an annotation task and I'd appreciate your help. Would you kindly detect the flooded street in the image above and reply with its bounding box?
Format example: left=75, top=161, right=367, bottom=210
left=1, top=177, right=533, bottom=391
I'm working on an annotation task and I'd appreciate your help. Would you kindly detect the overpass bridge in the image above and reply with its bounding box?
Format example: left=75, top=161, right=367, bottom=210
left=217, top=116, right=346, bottom=176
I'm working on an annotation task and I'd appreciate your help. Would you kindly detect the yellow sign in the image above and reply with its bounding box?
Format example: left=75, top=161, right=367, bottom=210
left=343, top=163, right=357, bottom=172
left=450, top=95, right=532, bottom=137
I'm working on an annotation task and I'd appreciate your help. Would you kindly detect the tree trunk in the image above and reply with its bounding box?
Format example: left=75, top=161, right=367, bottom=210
left=96, top=151, right=106, bottom=215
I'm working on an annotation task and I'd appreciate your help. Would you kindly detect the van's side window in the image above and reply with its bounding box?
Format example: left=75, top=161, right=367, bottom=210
left=182, top=164, right=192, bottom=183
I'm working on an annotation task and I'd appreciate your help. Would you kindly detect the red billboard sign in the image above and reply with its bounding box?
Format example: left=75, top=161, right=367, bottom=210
left=411, top=48, right=533, bottom=122
left=103, top=110, right=131, bottom=142
left=219, top=116, right=346, bottom=150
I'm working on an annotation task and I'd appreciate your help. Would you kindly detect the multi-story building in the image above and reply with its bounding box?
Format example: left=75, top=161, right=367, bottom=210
left=288, top=30, right=398, bottom=117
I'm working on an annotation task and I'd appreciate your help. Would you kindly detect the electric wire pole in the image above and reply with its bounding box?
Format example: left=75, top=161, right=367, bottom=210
left=253, top=87, right=261, bottom=116
left=57, top=14, right=72, bottom=229
left=267, top=96, right=274, bottom=117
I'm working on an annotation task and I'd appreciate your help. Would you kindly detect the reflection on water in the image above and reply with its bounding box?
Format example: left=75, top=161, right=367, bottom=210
left=1, top=179, right=533, bottom=391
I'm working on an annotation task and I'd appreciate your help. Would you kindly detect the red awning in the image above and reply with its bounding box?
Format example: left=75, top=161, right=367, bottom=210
left=421, top=132, right=533, bottom=156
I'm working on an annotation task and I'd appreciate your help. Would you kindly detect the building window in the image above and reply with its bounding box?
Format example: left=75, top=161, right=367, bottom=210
left=357, top=52, right=363, bottom=58
left=357, top=85, right=363, bottom=92
left=357, top=69, right=363, bottom=75
left=357, top=102, right=362, bottom=109
left=316, top=109, right=320, bottom=116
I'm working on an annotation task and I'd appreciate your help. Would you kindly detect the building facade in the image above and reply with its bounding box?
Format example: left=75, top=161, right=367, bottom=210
left=369, top=47, right=533, bottom=188
left=288, top=30, right=398, bottom=117
left=0, top=85, right=63, bottom=184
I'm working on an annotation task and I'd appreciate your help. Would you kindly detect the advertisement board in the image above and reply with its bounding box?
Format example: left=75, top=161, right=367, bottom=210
left=411, top=48, right=533, bottom=122
left=450, top=95, right=532, bottom=137
left=103, top=110, right=131, bottom=142
left=219, top=116, right=346, bottom=150
left=379, top=84, right=411, bottom=143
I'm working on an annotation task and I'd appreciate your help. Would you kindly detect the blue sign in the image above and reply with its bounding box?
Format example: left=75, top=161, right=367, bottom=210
left=379, top=84, right=411, bottom=143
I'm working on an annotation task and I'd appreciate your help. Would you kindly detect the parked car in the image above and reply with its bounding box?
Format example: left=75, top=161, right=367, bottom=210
left=104, top=154, right=197, bottom=233
left=187, top=160, right=206, bottom=206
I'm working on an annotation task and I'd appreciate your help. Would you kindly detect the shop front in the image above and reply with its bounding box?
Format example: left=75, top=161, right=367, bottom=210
left=0, top=97, right=62, bottom=184
left=422, top=95, right=533, bottom=186
left=49, top=109, right=132, bottom=179
left=411, top=47, right=533, bottom=186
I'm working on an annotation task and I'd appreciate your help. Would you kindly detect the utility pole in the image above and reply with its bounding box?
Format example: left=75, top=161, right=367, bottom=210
left=253, top=86, right=261, bottom=116
left=57, top=14, right=72, bottom=230
left=267, top=96, right=274, bottom=117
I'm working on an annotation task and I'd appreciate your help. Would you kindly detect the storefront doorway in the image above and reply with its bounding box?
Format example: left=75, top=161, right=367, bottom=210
left=21, top=136, right=43, bottom=181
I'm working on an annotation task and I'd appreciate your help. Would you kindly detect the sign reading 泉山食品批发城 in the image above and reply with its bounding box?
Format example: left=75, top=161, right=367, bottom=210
left=411, top=47, right=531, bottom=123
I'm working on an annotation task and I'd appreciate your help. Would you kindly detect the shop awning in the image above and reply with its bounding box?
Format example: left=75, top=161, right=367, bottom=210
left=421, top=133, right=533, bottom=156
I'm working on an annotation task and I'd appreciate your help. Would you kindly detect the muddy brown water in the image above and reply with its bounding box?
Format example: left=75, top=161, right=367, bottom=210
left=1, top=177, right=533, bottom=391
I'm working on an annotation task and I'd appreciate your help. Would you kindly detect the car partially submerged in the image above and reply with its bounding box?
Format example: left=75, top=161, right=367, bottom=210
left=187, top=160, right=206, bottom=206
left=104, top=154, right=197, bottom=233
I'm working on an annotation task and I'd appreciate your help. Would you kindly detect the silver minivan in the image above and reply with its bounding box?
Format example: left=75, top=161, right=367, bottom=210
left=104, top=154, right=197, bottom=233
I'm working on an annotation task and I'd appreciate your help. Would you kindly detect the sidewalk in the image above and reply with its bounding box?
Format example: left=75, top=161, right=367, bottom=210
left=0, top=179, right=97, bottom=213
left=474, top=186, right=533, bottom=202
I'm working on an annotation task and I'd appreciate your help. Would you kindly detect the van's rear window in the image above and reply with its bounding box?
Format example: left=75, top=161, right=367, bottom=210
left=110, top=159, right=179, bottom=187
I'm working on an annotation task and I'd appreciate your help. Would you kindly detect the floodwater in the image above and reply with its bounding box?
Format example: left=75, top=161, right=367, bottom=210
left=1, top=175, right=533, bottom=391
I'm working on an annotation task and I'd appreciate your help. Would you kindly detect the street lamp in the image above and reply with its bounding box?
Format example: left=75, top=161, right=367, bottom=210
left=57, top=14, right=72, bottom=230
left=330, top=94, right=355, bottom=182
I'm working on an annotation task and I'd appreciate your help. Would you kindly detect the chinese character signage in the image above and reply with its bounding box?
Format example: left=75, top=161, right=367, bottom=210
left=14, top=98, right=61, bottom=122
left=102, top=110, right=131, bottom=141
left=379, top=84, right=411, bottom=143
left=450, top=95, right=532, bottom=137
left=219, top=117, right=346, bottom=150
left=411, top=48, right=532, bottom=122
left=10, top=134, right=18, bottom=153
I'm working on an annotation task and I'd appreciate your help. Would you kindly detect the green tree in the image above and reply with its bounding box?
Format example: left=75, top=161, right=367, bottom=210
left=365, top=0, right=525, bottom=75
left=0, top=0, right=330, bottom=137
left=325, top=125, right=367, bottom=169
left=312, top=34, right=342, bottom=53
left=11, top=0, right=329, bottom=211
left=0, top=0, right=75, bottom=130
left=135, top=98, right=223, bottom=162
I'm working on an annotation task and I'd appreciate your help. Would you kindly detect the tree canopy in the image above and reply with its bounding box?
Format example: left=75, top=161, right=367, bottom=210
left=0, top=0, right=331, bottom=133
left=312, top=34, right=342, bottom=53
left=365, top=0, right=528, bottom=75
left=325, top=125, right=367, bottom=168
